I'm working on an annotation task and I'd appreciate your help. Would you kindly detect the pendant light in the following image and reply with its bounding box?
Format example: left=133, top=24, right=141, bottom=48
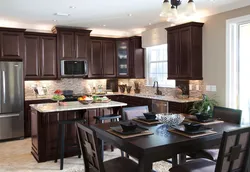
left=186, top=0, right=196, bottom=16
left=160, top=0, right=172, bottom=17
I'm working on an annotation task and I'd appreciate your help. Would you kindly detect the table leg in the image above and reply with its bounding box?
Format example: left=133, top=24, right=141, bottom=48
left=138, top=157, right=153, bottom=172
left=172, top=155, right=178, bottom=167
left=179, top=153, right=187, bottom=165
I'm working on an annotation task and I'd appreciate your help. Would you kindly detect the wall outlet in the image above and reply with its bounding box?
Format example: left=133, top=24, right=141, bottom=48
left=211, top=85, right=217, bottom=92
left=206, top=85, right=211, bottom=91
left=196, top=85, right=199, bottom=90
left=189, top=84, right=193, bottom=90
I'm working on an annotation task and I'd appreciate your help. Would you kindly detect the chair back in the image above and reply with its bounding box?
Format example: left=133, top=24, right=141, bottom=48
left=215, top=127, right=250, bottom=172
left=122, top=106, right=149, bottom=120
left=76, top=122, right=104, bottom=172
left=213, top=106, right=242, bottom=124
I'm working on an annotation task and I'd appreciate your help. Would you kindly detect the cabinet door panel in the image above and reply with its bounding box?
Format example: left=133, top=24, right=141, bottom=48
left=167, top=30, right=179, bottom=79
left=59, top=32, right=75, bottom=59
left=75, top=32, right=89, bottom=59
left=89, top=40, right=103, bottom=78
left=178, top=27, right=192, bottom=78
left=103, top=40, right=116, bottom=77
left=24, top=35, right=40, bottom=79
left=0, top=32, right=23, bottom=60
left=130, top=37, right=144, bottom=78
left=117, top=40, right=130, bottom=77
left=40, top=36, right=57, bottom=79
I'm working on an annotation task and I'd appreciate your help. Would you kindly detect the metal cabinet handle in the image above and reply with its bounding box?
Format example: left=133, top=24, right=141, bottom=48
left=2, top=71, right=6, bottom=104
left=0, top=114, right=20, bottom=118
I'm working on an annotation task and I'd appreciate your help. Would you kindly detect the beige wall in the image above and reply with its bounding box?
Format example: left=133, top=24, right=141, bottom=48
left=201, top=5, right=250, bottom=106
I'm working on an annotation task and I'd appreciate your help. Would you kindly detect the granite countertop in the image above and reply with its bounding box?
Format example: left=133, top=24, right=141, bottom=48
left=30, top=101, right=127, bottom=113
left=25, top=93, right=202, bottom=103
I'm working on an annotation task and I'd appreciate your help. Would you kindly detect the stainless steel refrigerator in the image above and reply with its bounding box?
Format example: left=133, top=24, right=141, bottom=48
left=0, top=61, right=24, bottom=140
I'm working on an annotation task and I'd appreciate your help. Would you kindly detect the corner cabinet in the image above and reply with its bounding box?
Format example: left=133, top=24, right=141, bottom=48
left=166, top=22, right=204, bottom=80
left=24, top=33, right=57, bottom=80
left=0, top=28, right=26, bottom=60
left=129, top=36, right=145, bottom=78
left=89, top=38, right=116, bottom=78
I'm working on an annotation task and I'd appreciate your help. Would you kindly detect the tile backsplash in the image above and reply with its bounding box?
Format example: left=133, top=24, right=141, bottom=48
left=25, top=78, right=203, bottom=98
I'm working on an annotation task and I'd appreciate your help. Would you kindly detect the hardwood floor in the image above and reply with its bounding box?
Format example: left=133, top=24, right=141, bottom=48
left=0, top=138, right=171, bottom=172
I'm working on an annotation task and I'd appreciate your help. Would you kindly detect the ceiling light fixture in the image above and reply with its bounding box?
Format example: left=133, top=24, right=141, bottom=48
left=160, top=0, right=197, bottom=20
left=128, top=13, right=132, bottom=17
left=148, top=23, right=152, bottom=25
left=54, top=13, right=70, bottom=16
left=53, top=19, right=57, bottom=22
left=69, top=6, right=76, bottom=9
left=103, top=24, right=106, bottom=27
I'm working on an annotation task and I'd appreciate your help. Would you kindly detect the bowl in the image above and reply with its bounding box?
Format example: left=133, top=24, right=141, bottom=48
left=184, top=123, right=202, bottom=131
left=157, top=113, right=185, bottom=126
left=143, top=112, right=156, bottom=120
left=195, top=113, right=210, bottom=121
left=120, top=121, right=137, bottom=132
left=78, top=100, right=93, bottom=105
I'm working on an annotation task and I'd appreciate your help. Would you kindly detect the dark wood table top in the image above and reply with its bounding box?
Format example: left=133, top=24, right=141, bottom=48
left=91, top=122, right=244, bottom=172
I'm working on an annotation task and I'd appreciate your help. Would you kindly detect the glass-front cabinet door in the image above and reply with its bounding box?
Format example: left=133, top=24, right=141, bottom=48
left=116, top=39, right=129, bottom=77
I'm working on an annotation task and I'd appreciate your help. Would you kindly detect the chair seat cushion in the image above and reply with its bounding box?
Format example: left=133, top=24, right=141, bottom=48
left=195, top=149, right=219, bottom=161
left=169, top=158, right=216, bottom=172
left=104, top=157, right=138, bottom=172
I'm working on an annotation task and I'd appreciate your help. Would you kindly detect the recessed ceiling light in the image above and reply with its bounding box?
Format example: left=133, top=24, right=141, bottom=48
left=103, top=24, right=106, bottom=27
left=128, top=13, right=132, bottom=17
left=53, top=19, right=57, bottom=22
left=149, top=23, right=152, bottom=25
left=54, top=13, right=70, bottom=16
left=69, top=6, right=76, bottom=9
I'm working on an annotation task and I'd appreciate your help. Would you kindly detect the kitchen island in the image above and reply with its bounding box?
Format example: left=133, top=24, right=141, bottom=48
left=30, top=101, right=127, bottom=162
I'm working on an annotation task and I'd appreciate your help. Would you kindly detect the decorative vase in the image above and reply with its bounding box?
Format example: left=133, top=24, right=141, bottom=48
left=134, top=89, right=140, bottom=94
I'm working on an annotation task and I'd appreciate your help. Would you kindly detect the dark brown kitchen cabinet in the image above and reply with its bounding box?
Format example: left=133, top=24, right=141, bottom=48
left=24, top=33, right=57, bottom=80
left=168, top=102, right=193, bottom=114
left=89, top=38, right=116, bottom=78
left=166, top=22, right=204, bottom=80
left=0, top=27, right=25, bottom=60
left=52, top=27, right=91, bottom=60
left=129, top=36, right=145, bottom=78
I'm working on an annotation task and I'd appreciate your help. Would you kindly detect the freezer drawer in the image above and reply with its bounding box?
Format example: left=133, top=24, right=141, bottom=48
left=0, top=112, right=24, bottom=140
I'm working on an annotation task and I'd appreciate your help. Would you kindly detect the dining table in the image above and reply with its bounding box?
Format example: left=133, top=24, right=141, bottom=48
left=91, top=121, right=243, bottom=172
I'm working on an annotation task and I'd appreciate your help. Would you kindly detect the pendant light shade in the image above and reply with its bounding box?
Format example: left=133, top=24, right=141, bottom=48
left=160, top=0, right=172, bottom=17
left=186, top=0, right=196, bottom=15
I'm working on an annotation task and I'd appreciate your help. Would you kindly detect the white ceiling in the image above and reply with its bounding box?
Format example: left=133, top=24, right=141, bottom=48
left=0, top=0, right=250, bottom=37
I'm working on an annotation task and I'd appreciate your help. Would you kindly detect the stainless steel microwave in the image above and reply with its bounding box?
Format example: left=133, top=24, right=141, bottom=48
left=61, top=60, right=88, bottom=77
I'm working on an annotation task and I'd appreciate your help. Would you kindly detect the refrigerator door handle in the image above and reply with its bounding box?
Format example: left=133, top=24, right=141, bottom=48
left=2, top=70, right=6, bottom=104
left=0, top=114, right=20, bottom=118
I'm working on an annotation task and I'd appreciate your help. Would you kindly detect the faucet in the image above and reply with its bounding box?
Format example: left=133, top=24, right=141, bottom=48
left=153, top=81, right=162, bottom=95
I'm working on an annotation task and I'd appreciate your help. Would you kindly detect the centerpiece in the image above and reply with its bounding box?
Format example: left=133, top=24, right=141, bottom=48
left=52, top=89, right=65, bottom=106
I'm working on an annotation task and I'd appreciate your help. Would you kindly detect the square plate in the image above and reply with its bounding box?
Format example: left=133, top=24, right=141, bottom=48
left=137, top=116, right=159, bottom=122
left=171, top=125, right=213, bottom=134
left=110, top=126, right=148, bottom=136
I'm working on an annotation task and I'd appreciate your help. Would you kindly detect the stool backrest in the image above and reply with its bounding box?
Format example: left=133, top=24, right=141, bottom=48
left=213, top=106, right=242, bottom=124
left=122, top=106, right=149, bottom=120
left=76, top=122, right=104, bottom=172
left=215, top=127, right=250, bottom=172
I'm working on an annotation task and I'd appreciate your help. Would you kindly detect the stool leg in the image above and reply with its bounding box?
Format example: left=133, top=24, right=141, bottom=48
left=55, top=124, right=61, bottom=163
left=60, top=124, right=65, bottom=170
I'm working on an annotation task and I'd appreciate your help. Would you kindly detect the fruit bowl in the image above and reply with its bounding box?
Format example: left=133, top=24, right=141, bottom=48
left=78, top=100, right=93, bottom=105
left=157, top=113, right=185, bottom=126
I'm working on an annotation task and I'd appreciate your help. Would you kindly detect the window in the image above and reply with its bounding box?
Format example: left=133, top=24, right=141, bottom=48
left=145, top=44, right=175, bottom=87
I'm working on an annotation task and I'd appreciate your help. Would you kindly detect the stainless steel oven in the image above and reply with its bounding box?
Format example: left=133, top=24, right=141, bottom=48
left=61, top=60, right=88, bottom=77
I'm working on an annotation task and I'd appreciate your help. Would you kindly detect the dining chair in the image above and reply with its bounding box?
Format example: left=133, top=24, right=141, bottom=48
left=191, top=106, right=243, bottom=161
left=122, top=106, right=149, bottom=120
left=76, top=122, right=138, bottom=172
left=170, top=126, right=250, bottom=172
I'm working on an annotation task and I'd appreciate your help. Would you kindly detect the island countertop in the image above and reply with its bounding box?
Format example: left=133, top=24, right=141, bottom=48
left=30, top=101, right=127, bottom=113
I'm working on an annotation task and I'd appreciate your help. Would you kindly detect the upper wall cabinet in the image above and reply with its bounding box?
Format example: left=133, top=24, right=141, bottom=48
left=0, top=27, right=26, bottom=60
left=116, top=39, right=130, bottom=78
left=166, top=22, right=204, bottom=80
left=24, top=33, right=57, bottom=80
left=89, top=38, right=116, bottom=78
left=52, top=27, right=92, bottom=60
left=129, top=36, right=145, bottom=79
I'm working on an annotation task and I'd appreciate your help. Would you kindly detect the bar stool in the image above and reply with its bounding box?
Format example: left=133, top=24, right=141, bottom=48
left=54, top=118, right=86, bottom=170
